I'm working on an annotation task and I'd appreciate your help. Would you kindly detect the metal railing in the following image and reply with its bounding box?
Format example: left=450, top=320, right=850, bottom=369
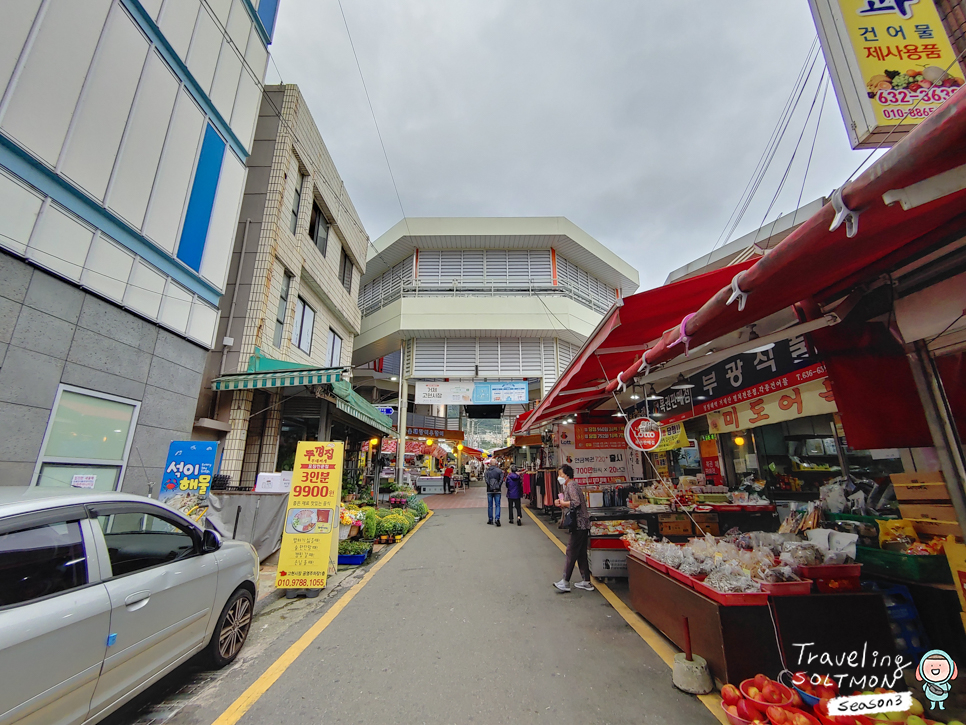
left=360, top=277, right=614, bottom=318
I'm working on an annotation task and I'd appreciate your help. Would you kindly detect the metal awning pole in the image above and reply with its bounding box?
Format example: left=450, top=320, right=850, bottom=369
left=396, top=340, right=408, bottom=498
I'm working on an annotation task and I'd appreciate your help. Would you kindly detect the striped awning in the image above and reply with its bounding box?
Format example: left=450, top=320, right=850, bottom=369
left=211, top=368, right=346, bottom=391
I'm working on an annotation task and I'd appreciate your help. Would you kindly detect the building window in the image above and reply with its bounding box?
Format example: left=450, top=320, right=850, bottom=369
left=0, top=520, right=88, bottom=607
left=290, top=172, right=305, bottom=234
left=32, top=386, right=140, bottom=491
left=327, top=329, right=343, bottom=366
left=291, top=297, right=315, bottom=354
left=339, top=247, right=353, bottom=293
left=273, top=271, right=293, bottom=348
left=309, top=202, right=328, bottom=256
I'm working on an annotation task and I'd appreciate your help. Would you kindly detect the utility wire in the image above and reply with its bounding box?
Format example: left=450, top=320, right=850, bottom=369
left=789, top=75, right=830, bottom=229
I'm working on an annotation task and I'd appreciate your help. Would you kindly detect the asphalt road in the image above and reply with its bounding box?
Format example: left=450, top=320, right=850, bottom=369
left=105, top=504, right=719, bottom=725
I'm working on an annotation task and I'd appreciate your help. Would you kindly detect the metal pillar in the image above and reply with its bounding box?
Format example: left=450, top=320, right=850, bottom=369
left=907, top=340, right=966, bottom=537
left=396, top=339, right=408, bottom=488
left=317, top=399, right=331, bottom=441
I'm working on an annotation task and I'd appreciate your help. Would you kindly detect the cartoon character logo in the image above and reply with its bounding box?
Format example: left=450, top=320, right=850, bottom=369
left=916, top=649, right=958, bottom=710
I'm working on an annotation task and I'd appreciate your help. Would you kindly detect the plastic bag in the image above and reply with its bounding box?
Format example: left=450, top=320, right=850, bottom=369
left=706, top=562, right=760, bottom=593
left=878, top=519, right=919, bottom=547
left=780, top=541, right=824, bottom=567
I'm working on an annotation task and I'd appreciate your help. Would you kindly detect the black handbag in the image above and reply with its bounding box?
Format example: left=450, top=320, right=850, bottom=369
left=559, top=506, right=575, bottom=531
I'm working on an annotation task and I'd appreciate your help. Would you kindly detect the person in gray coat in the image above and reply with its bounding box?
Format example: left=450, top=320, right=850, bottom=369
left=484, top=460, right=504, bottom=527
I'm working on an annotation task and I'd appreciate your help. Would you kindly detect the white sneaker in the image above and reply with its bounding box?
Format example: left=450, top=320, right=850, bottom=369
left=574, top=580, right=595, bottom=591
left=553, top=579, right=571, bottom=592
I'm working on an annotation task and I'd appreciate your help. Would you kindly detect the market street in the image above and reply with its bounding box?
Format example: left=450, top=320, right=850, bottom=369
left=104, top=499, right=719, bottom=725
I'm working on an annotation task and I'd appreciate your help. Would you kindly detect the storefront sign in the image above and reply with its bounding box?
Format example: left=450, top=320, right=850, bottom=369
left=70, top=474, right=97, bottom=489
left=405, top=426, right=464, bottom=441
left=651, top=423, right=688, bottom=452
left=708, top=378, right=837, bottom=434
left=276, top=441, right=344, bottom=590
left=809, top=0, right=963, bottom=149
left=159, top=441, right=219, bottom=505
left=414, top=380, right=528, bottom=405
left=650, top=336, right=822, bottom=424
left=625, top=417, right=662, bottom=452
left=699, top=437, right=722, bottom=480
left=558, top=423, right=628, bottom=484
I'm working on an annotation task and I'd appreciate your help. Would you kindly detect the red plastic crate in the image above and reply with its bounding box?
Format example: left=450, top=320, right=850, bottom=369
left=798, top=563, right=861, bottom=578
left=667, top=566, right=695, bottom=588
left=590, top=538, right=626, bottom=550
left=694, top=579, right=768, bottom=606
left=760, top=579, right=813, bottom=596
left=814, top=576, right=861, bottom=593
left=711, top=504, right=744, bottom=512
left=644, top=554, right=668, bottom=573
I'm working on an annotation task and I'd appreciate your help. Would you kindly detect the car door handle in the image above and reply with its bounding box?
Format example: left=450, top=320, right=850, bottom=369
left=124, top=590, right=151, bottom=608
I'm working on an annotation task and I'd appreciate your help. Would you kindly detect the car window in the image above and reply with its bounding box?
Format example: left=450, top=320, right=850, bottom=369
left=97, top=511, right=197, bottom=577
left=0, top=520, right=87, bottom=607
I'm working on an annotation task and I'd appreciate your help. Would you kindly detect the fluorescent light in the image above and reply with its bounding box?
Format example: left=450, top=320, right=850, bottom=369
left=629, top=393, right=640, bottom=400
left=746, top=325, right=775, bottom=354
left=390, top=376, right=398, bottom=381
left=645, top=385, right=662, bottom=401
left=670, top=374, right=694, bottom=390
left=612, top=411, right=625, bottom=417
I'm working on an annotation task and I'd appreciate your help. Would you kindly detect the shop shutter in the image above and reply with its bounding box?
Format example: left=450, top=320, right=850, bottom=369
left=521, top=339, right=542, bottom=375
left=417, top=250, right=441, bottom=283
left=499, top=339, right=522, bottom=375
left=462, top=250, right=484, bottom=282
left=485, top=249, right=507, bottom=283
left=413, top=338, right=445, bottom=376
left=444, top=338, right=477, bottom=376
left=478, top=338, right=499, bottom=375
left=530, top=250, right=552, bottom=283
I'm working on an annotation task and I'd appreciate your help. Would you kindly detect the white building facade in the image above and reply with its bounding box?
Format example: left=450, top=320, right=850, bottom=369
left=0, top=0, right=276, bottom=491
left=353, top=218, right=640, bottom=450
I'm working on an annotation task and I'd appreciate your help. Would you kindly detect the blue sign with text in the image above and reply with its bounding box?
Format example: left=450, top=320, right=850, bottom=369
left=160, top=440, right=218, bottom=503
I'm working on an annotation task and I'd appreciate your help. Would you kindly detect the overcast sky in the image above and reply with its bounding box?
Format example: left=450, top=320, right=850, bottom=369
left=268, top=1, right=872, bottom=290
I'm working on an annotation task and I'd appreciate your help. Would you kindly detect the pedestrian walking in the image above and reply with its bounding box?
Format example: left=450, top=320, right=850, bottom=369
left=484, top=459, right=504, bottom=527
left=443, top=463, right=454, bottom=494
left=553, top=464, right=593, bottom=592
left=505, top=465, right=523, bottom=525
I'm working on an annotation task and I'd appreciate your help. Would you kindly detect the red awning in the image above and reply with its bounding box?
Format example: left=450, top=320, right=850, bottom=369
left=600, top=84, right=966, bottom=394
left=518, top=260, right=758, bottom=430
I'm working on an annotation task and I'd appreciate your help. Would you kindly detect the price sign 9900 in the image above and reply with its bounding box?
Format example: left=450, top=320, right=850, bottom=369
left=293, top=485, right=329, bottom=498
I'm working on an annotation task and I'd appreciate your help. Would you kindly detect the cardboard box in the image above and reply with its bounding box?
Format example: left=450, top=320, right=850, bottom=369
left=910, top=518, right=961, bottom=539
left=693, top=522, right=720, bottom=536
left=691, top=512, right=720, bottom=523
left=891, top=471, right=945, bottom=486
left=658, top=513, right=692, bottom=536
left=899, top=503, right=958, bottom=522
left=944, top=541, right=966, bottom=613
left=892, top=473, right=950, bottom=503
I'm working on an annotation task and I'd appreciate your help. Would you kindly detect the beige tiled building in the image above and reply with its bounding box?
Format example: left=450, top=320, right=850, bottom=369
left=195, top=84, right=391, bottom=488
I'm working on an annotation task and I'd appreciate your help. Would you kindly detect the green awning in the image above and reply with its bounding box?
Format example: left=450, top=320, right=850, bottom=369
left=211, top=368, right=346, bottom=391
left=331, top=379, right=395, bottom=436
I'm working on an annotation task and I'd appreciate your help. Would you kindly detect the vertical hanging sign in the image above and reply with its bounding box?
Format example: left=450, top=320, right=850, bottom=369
left=276, top=441, right=344, bottom=590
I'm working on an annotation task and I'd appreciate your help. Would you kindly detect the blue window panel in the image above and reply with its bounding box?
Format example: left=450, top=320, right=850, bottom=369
left=177, top=124, right=225, bottom=272
left=256, top=0, right=279, bottom=41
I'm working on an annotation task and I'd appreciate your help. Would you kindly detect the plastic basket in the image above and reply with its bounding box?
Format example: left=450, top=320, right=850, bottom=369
left=769, top=707, right=819, bottom=725
left=644, top=554, right=668, bottom=573
left=797, top=563, right=862, bottom=578
left=694, top=579, right=768, bottom=606
left=590, top=538, right=627, bottom=550
left=814, top=576, right=861, bottom=593
left=739, top=678, right=793, bottom=709
left=760, top=579, right=812, bottom=596
left=855, top=546, right=952, bottom=583
left=338, top=552, right=369, bottom=565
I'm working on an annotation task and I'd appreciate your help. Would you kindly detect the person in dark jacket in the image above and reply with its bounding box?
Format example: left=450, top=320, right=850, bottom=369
left=505, top=465, right=524, bottom=526
left=484, top=460, right=504, bottom=527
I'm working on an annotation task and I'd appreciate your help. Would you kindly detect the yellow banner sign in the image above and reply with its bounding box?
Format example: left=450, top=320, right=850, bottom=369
left=651, top=423, right=689, bottom=452
left=708, top=378, right=837, bottom=435
left=839, top=0, right=961, bottom=128
left=276, top=441, right=344, bottom=590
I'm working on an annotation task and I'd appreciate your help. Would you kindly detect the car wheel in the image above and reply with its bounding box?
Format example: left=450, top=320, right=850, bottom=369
left=206, top=588, right=253, bottom=668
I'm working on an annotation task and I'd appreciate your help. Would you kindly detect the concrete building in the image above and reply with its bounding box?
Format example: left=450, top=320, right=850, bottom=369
left=198, top=84, right=392, bottom=490
left=352, top=217, right=639, bottom=453
left=0, top=0, right=276, bottom=491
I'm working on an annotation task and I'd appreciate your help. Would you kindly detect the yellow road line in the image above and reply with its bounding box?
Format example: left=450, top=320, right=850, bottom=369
left=524, top=507, right=727, bottom=725
left=211, top=511, right=434, bottom=725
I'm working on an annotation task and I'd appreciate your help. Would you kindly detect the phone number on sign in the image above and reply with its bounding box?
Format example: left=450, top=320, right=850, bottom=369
left=277, top=577, right=326, bottom=588
left=876, top=86, right=956, bottom=106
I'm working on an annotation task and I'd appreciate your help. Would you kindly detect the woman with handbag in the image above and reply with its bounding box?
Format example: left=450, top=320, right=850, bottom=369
left=553, top=464, right=594, bottom=592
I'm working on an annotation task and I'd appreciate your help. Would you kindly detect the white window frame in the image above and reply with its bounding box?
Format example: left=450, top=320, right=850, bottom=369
left=292, top=296, right=315, bottom=354
left=30, top=385, right=141, bottom=490
left=327, top=329, right=343, bottom=366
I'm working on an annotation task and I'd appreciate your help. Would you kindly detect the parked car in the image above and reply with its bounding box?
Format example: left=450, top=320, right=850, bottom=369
left=0, top=488, right=259, bottom=725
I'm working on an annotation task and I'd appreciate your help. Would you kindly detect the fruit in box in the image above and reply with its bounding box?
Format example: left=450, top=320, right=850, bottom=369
left=722, top=684, right=742, bottom=705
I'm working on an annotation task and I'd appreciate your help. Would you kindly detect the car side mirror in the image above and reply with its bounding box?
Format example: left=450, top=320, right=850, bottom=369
left=203, top=529, right=222, bottom=552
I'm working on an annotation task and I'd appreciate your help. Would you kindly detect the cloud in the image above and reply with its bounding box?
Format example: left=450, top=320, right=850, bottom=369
left=269, top=1, right=868, bottom=289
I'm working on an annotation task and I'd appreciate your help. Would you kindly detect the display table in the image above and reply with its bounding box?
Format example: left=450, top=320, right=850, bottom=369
left=627, top=551, right=896, bottom=685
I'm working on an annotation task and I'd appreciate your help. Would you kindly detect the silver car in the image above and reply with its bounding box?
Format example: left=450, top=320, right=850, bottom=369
left=0, top=489, right=259, bottom=725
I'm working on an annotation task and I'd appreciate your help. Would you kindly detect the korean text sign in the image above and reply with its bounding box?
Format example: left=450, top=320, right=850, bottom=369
left=160, top=441, right=218, bottom=504
left=276, top=441, right=344, bottom=590
left=558, top=423, right=628, bottom=485
left=810, top=0, right=962, bottom=147
left=707, top=378, right=837, bottom=434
